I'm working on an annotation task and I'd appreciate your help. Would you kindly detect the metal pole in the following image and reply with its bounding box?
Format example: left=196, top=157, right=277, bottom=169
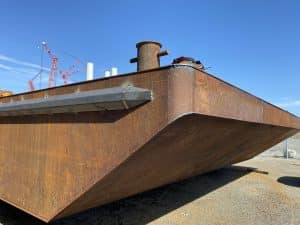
left=286, top=139, right=288, bottom=159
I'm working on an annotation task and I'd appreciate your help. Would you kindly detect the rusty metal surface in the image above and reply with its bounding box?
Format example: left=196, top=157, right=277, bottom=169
left=53, top=114, right=298, bottom=220
left=130, top=41, right=169, bottom=71
left=0, top=65, right=299, bottom=222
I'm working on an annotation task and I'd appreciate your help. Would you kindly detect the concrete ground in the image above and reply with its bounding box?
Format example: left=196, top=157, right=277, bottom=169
left=0, top=157, right=299, bottom=225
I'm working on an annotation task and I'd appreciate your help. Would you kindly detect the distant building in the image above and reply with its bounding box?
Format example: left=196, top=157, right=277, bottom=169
left=0, top=90, right=13, bottom=97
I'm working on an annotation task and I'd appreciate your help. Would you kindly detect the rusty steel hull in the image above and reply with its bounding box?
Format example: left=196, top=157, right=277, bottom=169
left=0, top=65, right=299, bottom=222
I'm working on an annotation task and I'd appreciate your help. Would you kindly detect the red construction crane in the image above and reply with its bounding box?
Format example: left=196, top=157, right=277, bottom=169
left=58, top=59, right=81, bottom=84
left=28, top=41, right=58, bottom=91
left=28, top=72, right=41, bottom=92
left=29, top=42, right=82, bottom=91
left=42, top=42, right=59, bottom=88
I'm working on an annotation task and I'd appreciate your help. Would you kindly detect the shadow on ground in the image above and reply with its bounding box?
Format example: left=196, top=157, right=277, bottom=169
left=0, top=165, right=253, bottom=225
left=277, top=176, right=300, bottom=187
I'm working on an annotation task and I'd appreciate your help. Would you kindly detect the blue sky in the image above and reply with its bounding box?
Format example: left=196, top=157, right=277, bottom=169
left=0, top=0, right=299, bottom=115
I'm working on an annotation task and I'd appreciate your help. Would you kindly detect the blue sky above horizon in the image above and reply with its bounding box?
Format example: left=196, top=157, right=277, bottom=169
left=0, top=0, right=299, bottom=115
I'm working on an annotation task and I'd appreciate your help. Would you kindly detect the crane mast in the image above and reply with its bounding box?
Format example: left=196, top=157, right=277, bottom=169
left=42, top=42, right=58, bottom=88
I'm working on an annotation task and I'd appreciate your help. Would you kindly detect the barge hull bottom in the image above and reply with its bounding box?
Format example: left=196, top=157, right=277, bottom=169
left=53, top=113, right=297, bottom=220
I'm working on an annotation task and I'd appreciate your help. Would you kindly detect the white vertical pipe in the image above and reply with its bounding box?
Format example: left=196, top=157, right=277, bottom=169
left=111, top=67, right=118, bottom=76
left=104, top=70, right=111, bottom=77
left=86, top=62, right=94, bottom=81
